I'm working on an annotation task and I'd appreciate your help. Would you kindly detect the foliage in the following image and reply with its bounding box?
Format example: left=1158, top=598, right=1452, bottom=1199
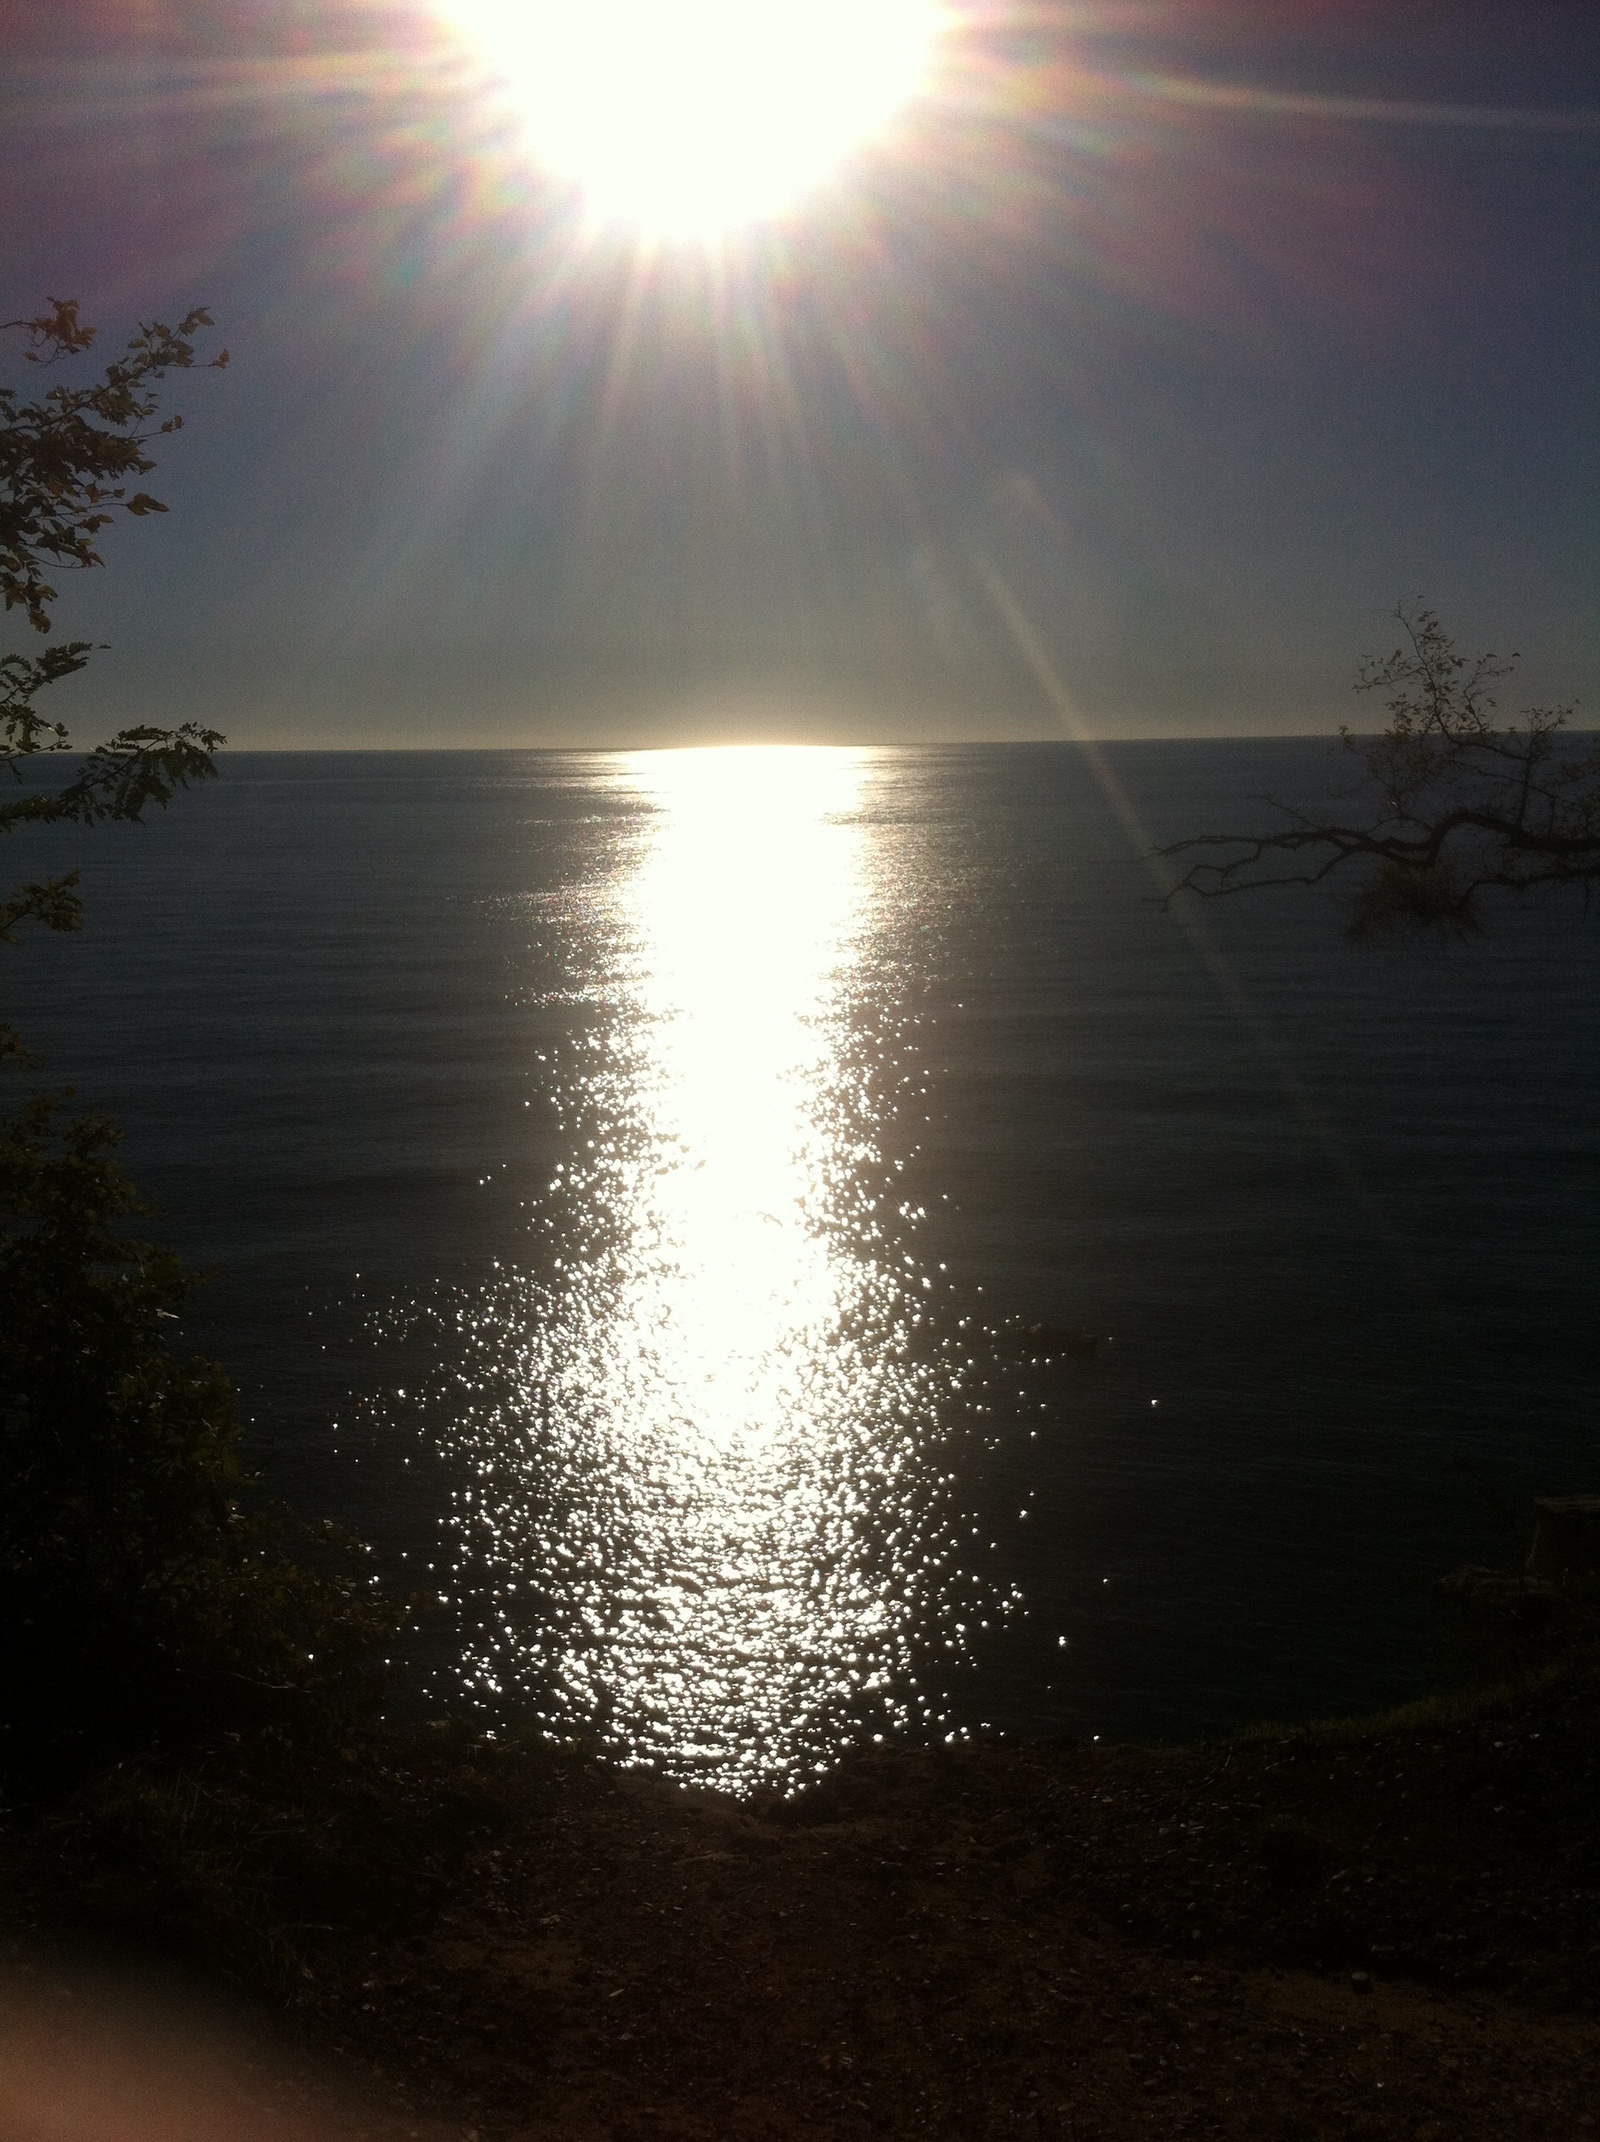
left=1159, top=604, right=1600, bottom=937
left=0, top=303, right=399, bottom=1779
left=2, top=296, right=224, bottom=627
left=2, top=298, right=227, bottom=982
left=16, top=1721, right=531, bottom=1993
left=0, top=1087, right=401, bottom=1773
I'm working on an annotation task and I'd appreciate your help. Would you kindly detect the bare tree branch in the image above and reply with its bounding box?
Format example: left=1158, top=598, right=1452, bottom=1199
left=1158, top=604, right=1598, bottom=938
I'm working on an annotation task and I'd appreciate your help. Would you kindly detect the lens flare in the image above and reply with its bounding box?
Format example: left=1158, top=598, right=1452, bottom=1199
left=438, top=0, right=941, bottom=236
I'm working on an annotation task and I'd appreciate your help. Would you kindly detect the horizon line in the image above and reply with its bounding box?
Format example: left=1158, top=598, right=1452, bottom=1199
left=195, top=729, right=1598, bottom=754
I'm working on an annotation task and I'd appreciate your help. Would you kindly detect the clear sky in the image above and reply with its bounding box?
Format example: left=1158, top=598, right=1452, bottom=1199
left=4, top=0, right=1598, bottom=747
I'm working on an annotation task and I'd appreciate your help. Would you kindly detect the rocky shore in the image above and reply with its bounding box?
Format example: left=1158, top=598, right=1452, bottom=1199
left=5, top=1656, right=1598, bottom=2140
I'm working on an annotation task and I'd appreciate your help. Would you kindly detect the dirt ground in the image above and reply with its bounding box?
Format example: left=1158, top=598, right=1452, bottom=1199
left=5, top=1663, right=1599, bottom=2141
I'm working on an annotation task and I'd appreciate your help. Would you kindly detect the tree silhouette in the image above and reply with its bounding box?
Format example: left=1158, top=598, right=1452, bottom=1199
left=2, top=298, right=228, bottom=977
left=1159, top=604, right=1599, bottom=938
left=1, top=304, right=395, bottom=1774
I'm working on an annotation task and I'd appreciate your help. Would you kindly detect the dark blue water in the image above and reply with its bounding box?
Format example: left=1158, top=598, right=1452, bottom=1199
left=7, top=743, right=1596, bottom=1783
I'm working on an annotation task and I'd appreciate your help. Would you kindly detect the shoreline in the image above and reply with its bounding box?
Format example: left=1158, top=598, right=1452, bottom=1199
left=6, top=1653, right=1597, bottom=2138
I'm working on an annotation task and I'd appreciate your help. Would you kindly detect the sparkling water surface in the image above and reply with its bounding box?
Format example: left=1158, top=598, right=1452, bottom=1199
left=10, top=743, right=1596, bottom=1789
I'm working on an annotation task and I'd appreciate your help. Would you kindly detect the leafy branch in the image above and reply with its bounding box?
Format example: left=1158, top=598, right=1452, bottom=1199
left=1, top=300, right=229, bottom=947
left=1, top=296, right=228, bottom=633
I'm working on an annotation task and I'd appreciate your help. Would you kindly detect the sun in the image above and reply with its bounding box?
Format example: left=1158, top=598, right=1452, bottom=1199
left=441, top=0, right=941, bottom=239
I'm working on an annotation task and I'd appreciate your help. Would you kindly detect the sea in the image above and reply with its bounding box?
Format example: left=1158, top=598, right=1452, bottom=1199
left=8, top=742, right=1597, bottom=1791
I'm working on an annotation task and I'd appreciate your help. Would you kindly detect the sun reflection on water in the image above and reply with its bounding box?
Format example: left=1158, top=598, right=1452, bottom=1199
left=439, top=745, right=1000, bottom=1790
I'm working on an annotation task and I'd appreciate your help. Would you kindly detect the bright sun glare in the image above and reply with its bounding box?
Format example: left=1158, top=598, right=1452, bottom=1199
left=443, top=0, right=940, bottom=237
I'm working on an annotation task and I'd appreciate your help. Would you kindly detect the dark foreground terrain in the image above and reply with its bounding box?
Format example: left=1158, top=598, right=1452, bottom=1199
left=5, top=1658, right=1599, bottom=2141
